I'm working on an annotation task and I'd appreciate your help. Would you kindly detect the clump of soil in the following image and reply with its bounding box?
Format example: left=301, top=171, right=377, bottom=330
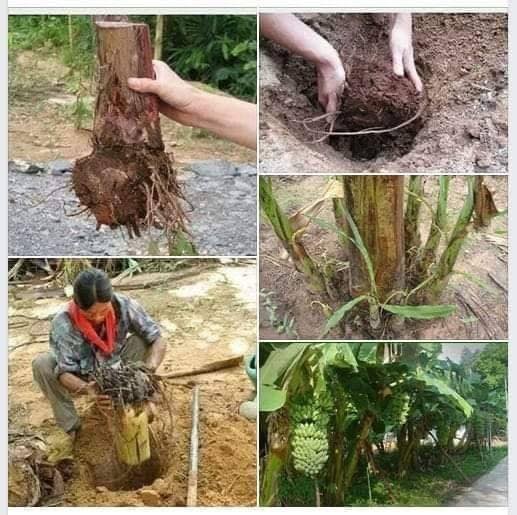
left=73, top=146, right=187, bottom=238
left=330, top=60, right=424, bottom=159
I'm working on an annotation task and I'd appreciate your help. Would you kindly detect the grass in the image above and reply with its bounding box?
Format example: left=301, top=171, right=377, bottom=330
left=277, top=445, right=507, bottom=507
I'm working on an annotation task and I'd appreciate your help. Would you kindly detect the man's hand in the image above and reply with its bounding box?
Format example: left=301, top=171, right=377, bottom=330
left=128, top=60, right=198, bottom=118
left=390, top=14, right=423, bottom=93
left=316, top=53, right=347, bottom=114
left=85, top=381, right=113, bottom=417
left=144, top=337, right=167, bottom=373
left=128, top=61, right=257, bottom=150
left=260, top=14, right=346, bottom=113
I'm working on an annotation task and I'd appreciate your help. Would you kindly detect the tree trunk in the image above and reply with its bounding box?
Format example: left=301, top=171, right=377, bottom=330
left=260, top=413, right=289, bottom=507
left=341, top=412, right=375, bottom=500
left=398, top=422, right=421, bottom=477
left=72, top=21, right=187, bottom=243
left=342, top=176, right=405, bottom=302
left=154, top=15, right=165, bottom=60
left=473, top=176, right=498, bottom=228
left=259, top=178, right=326, bottom=293
left=427, top=177, right=476, bottom=298
left=417, top=176, right=450, bottom=280
left=324, top=388, right=347, bottom=506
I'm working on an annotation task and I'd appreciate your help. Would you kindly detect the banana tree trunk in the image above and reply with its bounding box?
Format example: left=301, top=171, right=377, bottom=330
left=72, top=21, right=188, bottom=243
left=426, top=177, right=476, bottom=298
left=260, top=413, right=290, bottom=506
left=398, top=422, right=424, bottom=477
left=341, top=412, right=375, bottom=500
left=260, top=449, right=286, bottom=506
left=417, top=176, right=450, bottom=279
left=260, top=178, right=326, bottom=293
left=342, top=176, right=405, bottom=302
left=404, top=176, right=423, bottom=258
left=324, top=387, right=348, bottom=506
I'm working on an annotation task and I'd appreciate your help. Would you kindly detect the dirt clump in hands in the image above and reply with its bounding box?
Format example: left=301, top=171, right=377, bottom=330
left=331, top=60, right=425, bottom=159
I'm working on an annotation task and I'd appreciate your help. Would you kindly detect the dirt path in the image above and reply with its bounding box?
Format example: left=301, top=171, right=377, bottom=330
left=260, top=13, right=507, bottom=174
left=8, top=264, right=257, bottom=506
left=447, top=457, right=507, bottom=506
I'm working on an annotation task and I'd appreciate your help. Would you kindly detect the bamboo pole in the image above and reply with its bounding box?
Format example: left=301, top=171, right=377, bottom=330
left=187, top=385, right=200, bottom=507
left=154, top=15, right=165, bottom=60
left=156, top=355, right=243, bottom=379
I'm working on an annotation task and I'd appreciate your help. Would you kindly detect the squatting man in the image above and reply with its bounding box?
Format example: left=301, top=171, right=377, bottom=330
left=33, top=268, right=256, bottom=438
left=32, top=268, right=166, bottom=440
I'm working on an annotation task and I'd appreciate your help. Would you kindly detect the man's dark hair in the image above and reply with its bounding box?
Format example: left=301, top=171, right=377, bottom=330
left=73, top=268, right=113, bottom=310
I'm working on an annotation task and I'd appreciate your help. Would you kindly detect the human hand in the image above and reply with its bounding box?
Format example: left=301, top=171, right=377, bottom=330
left=128, top=60, right=256, bottom=149
left=85, top=381, right=113, bottom=416
left=390, top=14, right=423, bottom=93
left=145, top=400, right=158, bottom=423
left=316, top=53, right=347, bottom=114
left=128, top=60, right=199, bottom=122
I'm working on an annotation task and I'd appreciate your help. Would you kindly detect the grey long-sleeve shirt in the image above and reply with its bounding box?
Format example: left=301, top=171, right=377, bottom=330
left=49, top=292, right=161, bottom=376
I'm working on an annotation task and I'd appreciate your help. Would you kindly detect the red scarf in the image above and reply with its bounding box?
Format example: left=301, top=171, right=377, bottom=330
left=68, top=301, right=117, bottom=356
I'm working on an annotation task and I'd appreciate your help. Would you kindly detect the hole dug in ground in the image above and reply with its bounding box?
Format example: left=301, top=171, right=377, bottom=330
left=74, top=407, right=174, bottom=497
left=91, top=435, right=164, bottom=492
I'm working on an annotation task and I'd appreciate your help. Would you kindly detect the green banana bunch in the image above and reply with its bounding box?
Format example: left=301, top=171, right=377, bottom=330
left=291, top=422, right=329, bottom=477
left=383, top=392, right=411, bottom=427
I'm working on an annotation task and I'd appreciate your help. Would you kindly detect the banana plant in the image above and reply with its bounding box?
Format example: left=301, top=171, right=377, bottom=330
left=259, top=342, right=475, bottom=506
left=260, top=176, right=499, bottom=338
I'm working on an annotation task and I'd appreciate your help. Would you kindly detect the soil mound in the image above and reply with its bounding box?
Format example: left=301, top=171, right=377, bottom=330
left=331, top=60, right=424, bottom=159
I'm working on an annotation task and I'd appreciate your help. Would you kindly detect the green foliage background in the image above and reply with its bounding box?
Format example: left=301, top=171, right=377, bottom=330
left=8, top=14, right=256, bottom=101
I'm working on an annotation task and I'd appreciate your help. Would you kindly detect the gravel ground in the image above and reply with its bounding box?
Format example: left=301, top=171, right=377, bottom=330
left=8, top=159, right=256, bottom=256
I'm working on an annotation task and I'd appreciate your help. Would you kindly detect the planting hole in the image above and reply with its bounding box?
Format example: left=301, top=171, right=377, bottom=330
left=90, top=435, right=164, bottom=492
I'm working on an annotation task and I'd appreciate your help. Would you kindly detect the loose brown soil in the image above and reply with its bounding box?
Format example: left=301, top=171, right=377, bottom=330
left=260, top=13, right=508, bottom=173
left=8, top=264, right=257, bottom=507
left=73, top=147, right=186, bottom=237
left=330, top=60, right=423, bottom=159
left=259, top=176, right=507, bottom=340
